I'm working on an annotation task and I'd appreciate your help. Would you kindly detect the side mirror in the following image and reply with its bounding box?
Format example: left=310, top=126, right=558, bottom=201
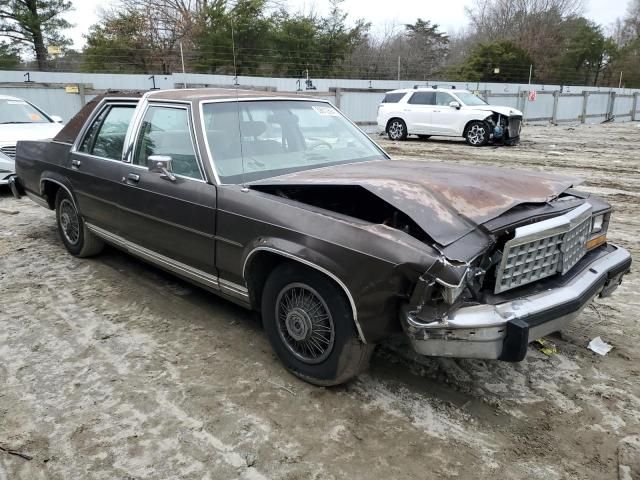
left=148, top=155, right=176, bottom=182
left=449, top=101, right=461, bottom=110
left=50, top=115, right=64, bottom=123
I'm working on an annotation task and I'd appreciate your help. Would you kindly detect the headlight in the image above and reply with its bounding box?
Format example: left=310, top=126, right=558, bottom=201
left=587, top=213, right=609, bottom=250
left=591, top=214, right=604, bottom=234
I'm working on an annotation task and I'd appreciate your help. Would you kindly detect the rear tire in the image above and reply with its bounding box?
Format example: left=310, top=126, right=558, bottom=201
left=55, top=189, right=104, bottom=257
left=465, top=121, right=489, bottom=147
left=261, top=263, right=374, bottom=386
left=387, top=119, right=408, bottom=141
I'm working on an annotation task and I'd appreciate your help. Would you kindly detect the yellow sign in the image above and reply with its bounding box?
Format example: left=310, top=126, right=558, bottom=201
left=65, top=85, right=79, bottom=94
left=47, top=46, right=62, bottom=55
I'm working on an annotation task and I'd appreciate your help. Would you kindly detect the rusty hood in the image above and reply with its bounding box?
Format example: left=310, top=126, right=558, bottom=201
left=252, top=160, right=581, bottom=246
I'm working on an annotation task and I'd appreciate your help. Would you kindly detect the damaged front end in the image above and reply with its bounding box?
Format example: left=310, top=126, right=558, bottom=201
left=401, top=204, right=632, bottom=362
left=486, top=112, right=523, bottom=146
left=249, top=160, right=630, bottom=360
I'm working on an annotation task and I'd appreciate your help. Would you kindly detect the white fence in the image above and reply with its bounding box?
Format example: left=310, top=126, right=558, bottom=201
left=1, top=70, right=639, bottom=125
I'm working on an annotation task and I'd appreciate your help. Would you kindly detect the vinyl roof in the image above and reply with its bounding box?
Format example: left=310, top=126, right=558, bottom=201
left=146, top=88, right=320, bottom=102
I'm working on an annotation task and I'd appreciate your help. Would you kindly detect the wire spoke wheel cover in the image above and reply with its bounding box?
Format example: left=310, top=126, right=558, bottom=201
left=388, top=121, right=404, bottom=139
left=59, top=198, right=80, bottom=245
left=468, top=124, right=486, bottom=145
left=276, top=283, right=335, bottom=364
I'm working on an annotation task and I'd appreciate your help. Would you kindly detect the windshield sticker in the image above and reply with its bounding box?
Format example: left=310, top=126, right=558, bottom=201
left=7, top=100, right=28, bottom=105
left=312, top=105, right=339, bottom=116
left=28, top=113, right=43, bottom=121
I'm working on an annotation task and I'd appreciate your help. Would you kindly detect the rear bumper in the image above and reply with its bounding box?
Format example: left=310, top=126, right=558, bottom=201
left=7, top=175, right=25, bottom=198
left=401, top=244, right=632, bottom=361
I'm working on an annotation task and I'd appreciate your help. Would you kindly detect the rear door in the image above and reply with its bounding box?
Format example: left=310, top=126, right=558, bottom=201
left=404, top=92, right=436, bottom=134
left=119, top=102, right=217, bottom=277
left=69, top=102, right=137, bottom=234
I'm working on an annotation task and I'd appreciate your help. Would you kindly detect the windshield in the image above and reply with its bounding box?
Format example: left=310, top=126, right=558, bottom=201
left=0, top=99, right=51, bottom=124
left=202, top=100, right=386, bottom=183
left=455, top=92, right=488, bottom=107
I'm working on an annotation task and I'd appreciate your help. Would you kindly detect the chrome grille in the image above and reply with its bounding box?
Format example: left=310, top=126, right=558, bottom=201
left=0, top=145, right=16, bottom=159
left=495, top=204, right=592, bottom=294
left=560, top=216, right=591, bottom=274
left=509, top=117, right=522, bottom=136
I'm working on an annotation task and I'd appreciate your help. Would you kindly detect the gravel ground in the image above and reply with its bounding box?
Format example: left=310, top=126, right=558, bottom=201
left=1, top=122, right=639, bottom=480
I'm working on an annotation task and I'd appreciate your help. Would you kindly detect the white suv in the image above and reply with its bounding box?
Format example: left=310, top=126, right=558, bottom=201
left=377, top=87, right=523, bottom=146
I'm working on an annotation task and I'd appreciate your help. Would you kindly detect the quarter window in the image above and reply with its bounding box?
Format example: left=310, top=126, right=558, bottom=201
left=134, top=106, right=201, bottom=180
left=382, top=93, right=406, bottom=103
left=408, top=92, right=436, bottom=105
left=79, top=105, right=135, bottom=160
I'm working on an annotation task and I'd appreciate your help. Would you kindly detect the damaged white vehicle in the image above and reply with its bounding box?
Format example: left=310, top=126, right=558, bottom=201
left=377, top=87, right=523, bottom=146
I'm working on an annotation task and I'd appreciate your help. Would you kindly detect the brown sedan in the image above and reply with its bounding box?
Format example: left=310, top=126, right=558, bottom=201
left=11, top=89, right=631, bottom=385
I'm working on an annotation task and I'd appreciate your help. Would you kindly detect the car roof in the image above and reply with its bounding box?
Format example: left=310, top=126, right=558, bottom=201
left=146, top=88, right=321, bottom=102
left=385, top=88, right=471, bottom=95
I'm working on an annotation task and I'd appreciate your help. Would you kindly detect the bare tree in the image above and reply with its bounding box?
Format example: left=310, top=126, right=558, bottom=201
left=115, top=0, right=285, bottom=46
left=466, top=0, right=584, bottom=37
left=616, top=0, right=640, bottom=43
left=465, top=0, right=586, bottom=80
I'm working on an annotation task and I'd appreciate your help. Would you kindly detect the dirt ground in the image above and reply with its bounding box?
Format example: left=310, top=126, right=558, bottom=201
left=1, top=122, right=639, bottom=480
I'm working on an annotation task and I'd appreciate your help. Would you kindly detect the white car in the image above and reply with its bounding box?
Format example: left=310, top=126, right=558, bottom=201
left=0, top=150, right=14, bottom=185
left=377, top=87, right=523, bottom=146
left=0, top=95, right=64, bottom=166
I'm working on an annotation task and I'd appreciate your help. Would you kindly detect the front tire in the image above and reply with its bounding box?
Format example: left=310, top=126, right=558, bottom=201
left=55, top=189, right=104, bottom=257
left=387, top=118, right=408, bottom=141
left=261, top=263, right=374, bottom=386
left=465, top=121, right=489, bottom=147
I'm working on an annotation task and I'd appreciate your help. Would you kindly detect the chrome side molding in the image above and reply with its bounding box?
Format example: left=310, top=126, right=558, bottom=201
left=86, top=223, right=249, bottom=303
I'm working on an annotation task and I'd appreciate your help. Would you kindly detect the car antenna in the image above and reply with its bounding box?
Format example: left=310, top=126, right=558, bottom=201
left=231, top=18, right=248, bottom=193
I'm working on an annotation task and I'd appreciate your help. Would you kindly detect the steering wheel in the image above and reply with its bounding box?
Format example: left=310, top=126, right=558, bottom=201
left=309, top=139, right=333, bottom=150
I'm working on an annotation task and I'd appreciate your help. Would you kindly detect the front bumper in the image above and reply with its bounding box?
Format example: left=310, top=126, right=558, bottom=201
left=401, top=244, right=631, bottom=361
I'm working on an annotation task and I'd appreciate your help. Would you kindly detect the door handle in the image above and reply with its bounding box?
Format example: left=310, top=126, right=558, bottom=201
left=71, top=159, right=81, bottom=168
left=126, top=173, right=140, bottom=183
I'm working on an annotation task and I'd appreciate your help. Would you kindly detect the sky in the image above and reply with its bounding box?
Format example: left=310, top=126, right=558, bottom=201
left=64, top=0, right=630, bottom=49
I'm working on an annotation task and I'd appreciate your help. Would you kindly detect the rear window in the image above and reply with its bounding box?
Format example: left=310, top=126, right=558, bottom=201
left=408, top=92, right=436, bottom=105
left=382, top=93, right=406, bottom=103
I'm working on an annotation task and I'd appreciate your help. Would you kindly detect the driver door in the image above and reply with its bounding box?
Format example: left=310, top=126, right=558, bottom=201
left=431, top=92, right=461, bottom=136
left=118, top=103, right=218, bottom=277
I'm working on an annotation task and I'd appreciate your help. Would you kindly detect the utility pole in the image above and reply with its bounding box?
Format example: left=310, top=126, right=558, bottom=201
left=618, top=71, right=623, bottom=89
left=179, top=42, right=186, bottom=89
left=528, top=64, right=533, bottom=85
left=397, top=56, right=400, bottom=81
